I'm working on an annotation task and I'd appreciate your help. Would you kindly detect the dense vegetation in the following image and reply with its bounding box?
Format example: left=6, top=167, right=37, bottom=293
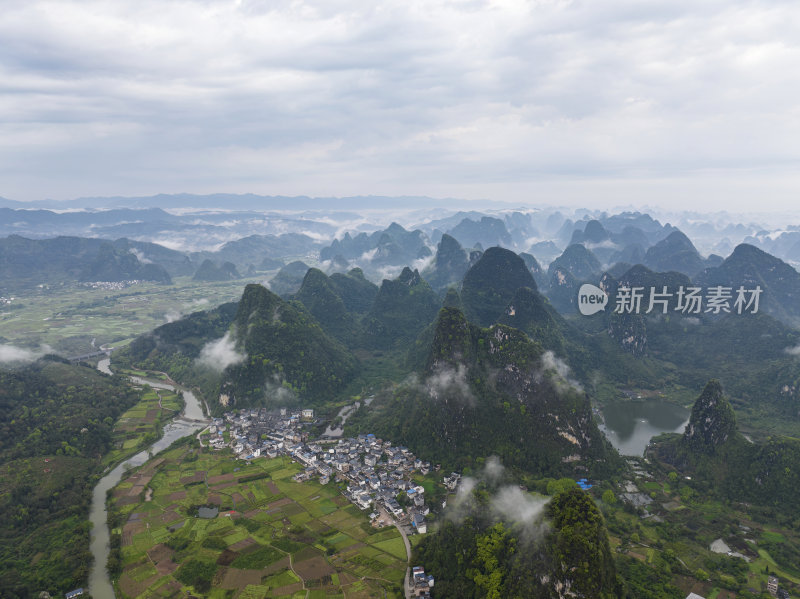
left=114, top=300, right=239, bottom=403
left=414, top=487, right=623, bottom=598
left=652, top=381, right=800, bottom=516
left=461, top=247, right=538, bottom=326
left=0, top=359, right=139, bottom=598
left=224, top=283, right=358, bottom=407
left=0, top=235, right=173, bottom=290
left=422, top=233, right=471, bottom=291
left=362, top=267, right=440, bottom=349
left=294, top=267, right=361, bottom=345
left=348, top=307, right=619, bottom=478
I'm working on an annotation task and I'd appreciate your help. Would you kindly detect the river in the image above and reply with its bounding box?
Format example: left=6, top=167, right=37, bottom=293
left=322, top=396, right=374, bottom=437
left=88, top=359, right=209, bottom=599
left=599, top=399, right=690, bottom=456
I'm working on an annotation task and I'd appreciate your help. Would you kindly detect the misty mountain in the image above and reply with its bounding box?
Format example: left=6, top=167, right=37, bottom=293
left=0, top=207, right=180, bottom=238
left=413, top=210, right=489, bottom=236
left=362, top=267, right=440, bottom=349
left=525, top=240, right=562, bottom=265
left=222, top=283, right=358, bottom=407
left=446, top=216, right=513, bottom=250
left=497, top=286, right=567, bottom=354
left=518, top=252, right=549, bottom=290
left=294, top=268, right=361, bottom=346
left=504, top=210, right=539, bottom=245
left=695, top=243, right=800, bottom=326
left=569, top=219, right=611, bottom=245
left=350, top=306, right=618, bottom=476
left=192, top=233, right=324, bottom=269
left=320, top=223, right=430, bottom=264
left=608, top=243, right=646, bottom=267
left=81, top=243, right=172, bottom=284
left=328, top=268, right=380, bottom=314
left=599, top=211, right=674, bottom=238
left=414, top=487, right=622, bottom=599
left=121, top=283, right=358, bottom=409
left=548, top=244, right=602, bottom=281
left=421, top=233, right=471, bottom=291
left=0, top=235, right=174, bottom=290
left=268, top=261, right=311, bottom=297
left=192, top=259, right=240, bottom=282
left=461, top=247, right=537, bottom=327
left=643, top=230, right=706, bottom=277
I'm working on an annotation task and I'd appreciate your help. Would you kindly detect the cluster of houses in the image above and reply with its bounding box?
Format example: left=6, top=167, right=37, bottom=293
left=0, top=295, right=14, bottom=305
left=205, top=407, right=314, bottom=455
left=411, top=566, right=435, bottom=597
left=318, top=433, right=434, bottom=534
left=79, top=280, right=146, bottom=289
left=206, top=407, right=461, bottom=540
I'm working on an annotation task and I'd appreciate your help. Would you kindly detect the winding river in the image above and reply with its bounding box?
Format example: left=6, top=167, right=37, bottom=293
left=88, top=359, right=209, bottom=599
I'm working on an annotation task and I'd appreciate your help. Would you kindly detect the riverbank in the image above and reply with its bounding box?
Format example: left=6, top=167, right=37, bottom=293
left=88, top=359, right=210, bottom=599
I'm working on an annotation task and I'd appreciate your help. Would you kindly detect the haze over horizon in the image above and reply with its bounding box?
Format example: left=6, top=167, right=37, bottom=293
left=3, top=0, right=800, bottom=212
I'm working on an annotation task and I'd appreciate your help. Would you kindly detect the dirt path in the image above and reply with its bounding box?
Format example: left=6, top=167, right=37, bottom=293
left=393, top=522, right=412, bottom=599
left=287, top=552, right=310, bottom=598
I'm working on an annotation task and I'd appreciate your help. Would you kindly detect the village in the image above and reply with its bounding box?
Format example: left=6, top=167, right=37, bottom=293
left=204, top=406, right=458, bottom=598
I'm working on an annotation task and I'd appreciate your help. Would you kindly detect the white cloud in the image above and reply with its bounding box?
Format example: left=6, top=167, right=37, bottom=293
left=164, top=309, right=182, bottom=323
left=490, top=485, right=548, bottom=527
left=129, top=248, right=152, bottom=264
left=262, top=373, right=298, bottom=406
left=426, top=364, right=475, bottom=404
left=3, top=1, right=800, bottom=210
left=196, top=332, right=246, bottom=372
left=785, top=344, right=800, bottom=356
left=185, top=297, right=210, bottom=309
left=0, top=343, right=53, bottom=363
left=541, top=350, right=583, bottom=394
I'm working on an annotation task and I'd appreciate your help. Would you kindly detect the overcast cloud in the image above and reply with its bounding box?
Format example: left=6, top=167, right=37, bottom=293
left=3, top=0, right=800, bottom=209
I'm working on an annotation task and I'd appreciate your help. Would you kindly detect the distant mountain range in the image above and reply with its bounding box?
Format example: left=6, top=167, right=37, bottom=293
left=0, top=194, right=485, bottom=211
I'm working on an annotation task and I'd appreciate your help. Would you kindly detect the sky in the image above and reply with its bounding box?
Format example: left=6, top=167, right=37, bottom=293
left=3, top=0, right=800, bottom=211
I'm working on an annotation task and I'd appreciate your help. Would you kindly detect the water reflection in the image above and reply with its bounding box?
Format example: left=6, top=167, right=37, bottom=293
left=600, top=400, right=690, bottom=456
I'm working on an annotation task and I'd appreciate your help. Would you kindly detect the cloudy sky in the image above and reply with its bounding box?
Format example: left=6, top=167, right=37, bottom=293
left=3, top=0, right=800, bottom=210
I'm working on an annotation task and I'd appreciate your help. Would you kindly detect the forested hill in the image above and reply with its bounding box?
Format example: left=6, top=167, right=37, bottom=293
left=414, top=486, right=623, bottom=598
left=651, top=380, right=800, bottom=516
left=0, top=359, right=139, bottom=598
left=119, top=283, right=359, bottom=411
left=0, top=235, right=174, bottom=289
left=223, top=283, right=358, bottom=407
left=346, top=306, right=620, bottom=478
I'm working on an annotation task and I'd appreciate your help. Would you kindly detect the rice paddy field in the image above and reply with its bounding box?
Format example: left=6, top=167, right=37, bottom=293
left=109, top=445, right=408, bottom=599
left=0, top=276, right=265, bottom=355
left=102, top=385, right=184, bottom=469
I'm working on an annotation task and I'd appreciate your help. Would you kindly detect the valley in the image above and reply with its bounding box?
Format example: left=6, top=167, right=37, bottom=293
left=3, top=202, right=800, bottom=599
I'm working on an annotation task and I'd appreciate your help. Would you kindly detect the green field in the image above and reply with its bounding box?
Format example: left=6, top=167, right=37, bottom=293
left=103, top=386, right=184, bottom=468
left=603, top=460, right=800, bottom=598
left=0, top=275, right=265, bottom=354
left=109, top=445, right=407, bottom=599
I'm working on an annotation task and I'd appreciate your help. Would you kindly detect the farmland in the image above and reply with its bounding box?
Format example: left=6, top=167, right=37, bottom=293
left=109, top=443, right=408, bottom=598
left=102, top=385, right=184, bottom=469
left=0, top=275, right=265, bottom=355
left=603, top=459, right=800, bottom=598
